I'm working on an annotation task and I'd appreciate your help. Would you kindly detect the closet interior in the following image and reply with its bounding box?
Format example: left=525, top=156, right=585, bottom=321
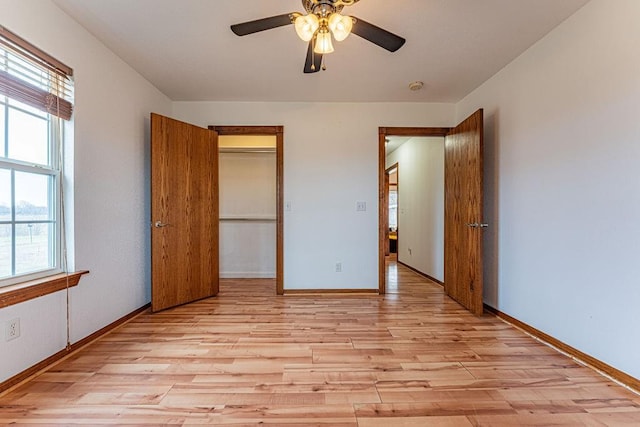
left=218, top=135, right=277, bottom=279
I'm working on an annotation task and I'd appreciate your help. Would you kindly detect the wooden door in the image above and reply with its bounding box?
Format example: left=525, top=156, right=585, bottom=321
left=444, top=109, right=484, bottom=315
left=151, top=113, right=219, bottom=312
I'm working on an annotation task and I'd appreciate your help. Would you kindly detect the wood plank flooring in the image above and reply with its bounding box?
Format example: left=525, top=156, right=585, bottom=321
left=1, top=258, right=639, bottom=425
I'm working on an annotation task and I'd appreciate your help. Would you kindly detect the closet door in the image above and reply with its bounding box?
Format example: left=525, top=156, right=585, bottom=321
left=150, top=113, right=219, bottom=312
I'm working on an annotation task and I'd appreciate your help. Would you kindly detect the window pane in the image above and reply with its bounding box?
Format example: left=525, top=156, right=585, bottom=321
left=8, top=98, right=48, bottom=119
left=0, top=169, right=10, bottom=221
left=15, top=171, right=53, bottom=221
left=0, top=224, right=11, bottom=278
left=15, top=222, right=54, bottom=274
left=389, top=190, right=398, bottom=229
left=8, top=107, right=49, bottom=165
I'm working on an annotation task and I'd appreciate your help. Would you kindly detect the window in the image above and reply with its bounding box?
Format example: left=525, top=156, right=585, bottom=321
left=389, top=187, right=398, bottom=230
left=0, top=98, right=61, bottom=284
left=0, top=27, right=73, bottom=287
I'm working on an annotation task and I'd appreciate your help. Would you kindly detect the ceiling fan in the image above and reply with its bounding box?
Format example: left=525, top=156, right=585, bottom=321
left=230, top=0, right=406, bottom=73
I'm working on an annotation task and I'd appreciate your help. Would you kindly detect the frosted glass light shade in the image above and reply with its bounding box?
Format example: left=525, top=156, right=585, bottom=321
left=295, top=14, right=319, bottom=42
left=328, top=13, right=353, bottom=42
left=314, top=30, right=334, bottom=54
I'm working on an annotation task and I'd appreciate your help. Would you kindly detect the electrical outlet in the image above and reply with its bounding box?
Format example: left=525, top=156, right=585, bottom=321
left=335, top=262, right=342, bottom=272
left=6, top=318, right=20, bottom=341
left=356, top=201, right=367, bottom=212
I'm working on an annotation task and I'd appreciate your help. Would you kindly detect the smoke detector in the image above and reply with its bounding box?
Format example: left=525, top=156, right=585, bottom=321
left=408, top=81, right=424, bottom=91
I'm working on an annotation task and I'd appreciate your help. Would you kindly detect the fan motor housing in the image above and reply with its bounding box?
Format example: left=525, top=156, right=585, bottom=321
left=302, top=0, right=360, bottom=14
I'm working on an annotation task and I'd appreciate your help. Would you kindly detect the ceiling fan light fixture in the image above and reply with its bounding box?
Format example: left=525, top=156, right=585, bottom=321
left=230, top=0, right=406, bottom=74
left=314, top=29, right=334, bottom=54
left=328, top=13, right=353, bottom=42
left=295, top=13, right=319, bottom=42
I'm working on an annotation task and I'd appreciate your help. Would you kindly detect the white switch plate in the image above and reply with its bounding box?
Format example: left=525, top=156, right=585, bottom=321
left=285, top=201, right=292, bottom=212
left=356, top=201, right=366, bottom=212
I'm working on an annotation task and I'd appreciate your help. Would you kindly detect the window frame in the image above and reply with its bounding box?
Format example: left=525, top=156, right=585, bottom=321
left=0, top=96, right=63, bottom=287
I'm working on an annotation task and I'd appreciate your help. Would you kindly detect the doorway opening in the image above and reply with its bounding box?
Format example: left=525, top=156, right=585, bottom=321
left=210, top=126, right=284, bottom=295
left=378, top=127, right=449, bottom=294
left=378, top=110, right=484, bottom=316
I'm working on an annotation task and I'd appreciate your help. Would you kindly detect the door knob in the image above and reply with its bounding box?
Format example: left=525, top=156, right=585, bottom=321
left=154, top=221, right=170, bottom=228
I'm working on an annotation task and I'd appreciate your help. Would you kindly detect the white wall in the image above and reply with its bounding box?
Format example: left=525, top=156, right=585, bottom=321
left=386, top=137, right=444, bottom=281
left=0, top=0, right=171, bottom=382
left=456, top=0, right=640, bottom=380
left=219, top=151, right=276, bottom=278
left=173, top=102, right=455, bottom=289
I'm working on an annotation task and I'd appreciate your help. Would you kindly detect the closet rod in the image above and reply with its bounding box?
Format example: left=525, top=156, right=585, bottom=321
left=220, top=217, right=276, bottom=222
left=219, top=147, right=275, bottom=154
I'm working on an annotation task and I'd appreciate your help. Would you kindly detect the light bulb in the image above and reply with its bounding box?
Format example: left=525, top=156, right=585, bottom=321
left=295, top=14, right=319, bottom=42
left=314, top=29, right=334, bottom=54
left=328, top=13, right=353, bottom=42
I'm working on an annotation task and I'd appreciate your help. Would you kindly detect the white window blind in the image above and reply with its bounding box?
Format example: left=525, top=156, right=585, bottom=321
left=0, top=26, right=73, bottom=120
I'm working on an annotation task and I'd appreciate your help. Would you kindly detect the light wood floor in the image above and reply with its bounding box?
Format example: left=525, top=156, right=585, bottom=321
left=1, top=259, right=639, bottom=425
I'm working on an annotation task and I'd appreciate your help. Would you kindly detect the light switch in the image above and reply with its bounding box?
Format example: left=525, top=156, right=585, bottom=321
left=285, top=201, right=292, bottom=212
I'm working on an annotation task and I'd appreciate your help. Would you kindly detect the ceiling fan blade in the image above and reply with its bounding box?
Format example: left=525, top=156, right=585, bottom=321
left=304, top=40, right=322, bottom=73
left=351, top=17, right=406, bottom=52
left=231, top=13, right=294, bottom=36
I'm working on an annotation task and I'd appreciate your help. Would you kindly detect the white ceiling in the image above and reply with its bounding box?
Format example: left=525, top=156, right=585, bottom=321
left=52, top=0, right=589, bottom=103
left=385, top=136, right=413, bottom=156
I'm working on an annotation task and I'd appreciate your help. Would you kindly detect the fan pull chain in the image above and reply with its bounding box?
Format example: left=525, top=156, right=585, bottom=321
left=322, top=55, right=326, bottom=71
left=56, top=97, right=72, bottom=352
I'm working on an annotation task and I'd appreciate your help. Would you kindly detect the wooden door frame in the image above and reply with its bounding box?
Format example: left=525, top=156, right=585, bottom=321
left=209, top=125, right=284, bottom=295
left=378, top=127, right=450, bottom=293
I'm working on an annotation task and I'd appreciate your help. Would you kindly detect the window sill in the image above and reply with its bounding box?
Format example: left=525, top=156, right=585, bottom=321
left=0, top=271, right=89, bottom=309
